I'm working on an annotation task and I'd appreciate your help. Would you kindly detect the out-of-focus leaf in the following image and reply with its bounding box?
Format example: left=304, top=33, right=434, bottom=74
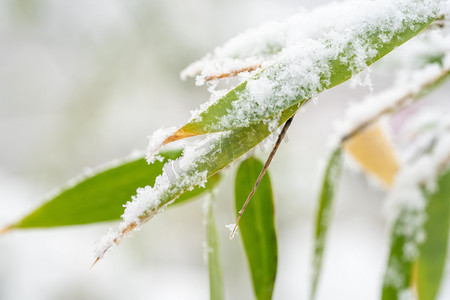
left=344, top=123, right=399, bottom=187
left=235, top=157, right=277, bottom=300
left=417, top=169, right=450, bottom=300
left=310, top=147, right=342, bottom=300
left=163, top=10, right=436, bottom=144
left=381, top=168, right=450, bottom=300
left=206, top=192, right=225, bottom=300
left=5, top=150, right=220, bottom=230
left=381, top=214, right=416, bottom=300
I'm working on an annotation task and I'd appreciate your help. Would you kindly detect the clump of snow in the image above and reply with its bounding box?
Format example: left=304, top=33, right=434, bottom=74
left=398, top=289, right=416, bottom=300
left=146, top=127, right=177, bottom=164
left=94, top=228, right=116, bottom=260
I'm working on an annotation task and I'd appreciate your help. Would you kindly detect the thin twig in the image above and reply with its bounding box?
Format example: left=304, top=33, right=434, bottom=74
left=341, top=68, right=450, bottom=143
left=204, top=64, right=262, bottom=81
left=230, top=113, right=296, bottom=239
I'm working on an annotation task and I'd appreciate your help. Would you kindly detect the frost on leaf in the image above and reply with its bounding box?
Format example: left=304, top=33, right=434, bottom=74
left=178, top=0, right=442, bottom=134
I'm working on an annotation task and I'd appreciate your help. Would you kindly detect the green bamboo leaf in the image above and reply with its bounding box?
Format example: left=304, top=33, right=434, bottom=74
left=381, top=214, right=416, bottom=300
left=310, top=147, right=343, bottom=300
left=235, top=157, right=277, bottom=300
left=381, top=168, right=450, bottom=300
left=417, top=169, right=450, bottom=300
left=94, top=106, right=298, bottom=261
left=206, top=192, right=225, bottom=300
left=5, top=150, right=220, bottom=230
left=164, top=3, right=437, bottom=143
left=95, top=1, right=441, bottom=258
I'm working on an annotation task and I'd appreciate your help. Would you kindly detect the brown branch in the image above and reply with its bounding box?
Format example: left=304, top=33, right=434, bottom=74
left=204, top=64, right=262, bottom=81
left=230, top=113, right=296, bottom=239
left=341, top=68, right=450, bottom=143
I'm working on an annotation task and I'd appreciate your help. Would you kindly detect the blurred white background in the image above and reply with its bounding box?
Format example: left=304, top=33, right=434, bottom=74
left=1, top=0, right=450, bottom=299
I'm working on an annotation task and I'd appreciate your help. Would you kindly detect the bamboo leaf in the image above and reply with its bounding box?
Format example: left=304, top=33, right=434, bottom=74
left=95, top=0, right=441, bottom=259
left=417, top=169, right=450, bottom=300
left=381, top=168, right=450, bottom=300
left=235, top=157, right=277, bottom=300
left=95, top=107, right=298, bottom=261
left=163, top=4, right=437, bottom=144
left=206, top=192, right=225, bottom=300
left=381, top=214, right=416, bottom=300
left=6, top=150, right=220, bottom=230
left=310, top=147, right=343, bottom=300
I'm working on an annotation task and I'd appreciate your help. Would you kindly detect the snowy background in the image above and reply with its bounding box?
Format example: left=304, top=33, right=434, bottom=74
left=1, top=0, right=449, bottom=299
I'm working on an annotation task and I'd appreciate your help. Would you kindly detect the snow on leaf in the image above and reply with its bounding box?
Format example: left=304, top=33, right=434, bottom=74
left=164, top=0, right=442, bottom=148
left=95, top=0, right=444, bottom=262
left=94, top=106, right=298, bottom=261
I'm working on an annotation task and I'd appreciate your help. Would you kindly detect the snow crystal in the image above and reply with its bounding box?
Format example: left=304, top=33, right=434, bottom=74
left=146, top=127, right=177, bottom=164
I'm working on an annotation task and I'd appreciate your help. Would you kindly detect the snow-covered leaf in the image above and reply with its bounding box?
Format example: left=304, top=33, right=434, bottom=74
left=162, top=0, right=439, bottom=146
left=235, top=157, right=277, bottom=300
left=381, top=212, right=416, bottom=300
left=311, top=148, right=342, bottom=300
left=96, top=0, right=444, bottom=261
left=5, top=150, right=219, bottom=230
left=95, top=110, right=296, bottom=261
left=381, top=167, right=450, bottom=300
left=417, top=169, right=450, bottom=300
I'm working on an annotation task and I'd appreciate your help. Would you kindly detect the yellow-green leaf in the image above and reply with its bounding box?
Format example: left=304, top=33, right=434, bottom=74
left=417, top=169, right=450, bottom=300
left=6, top=150, right=220, bottom=230
left=235, top=157, right=277, bottom=300
left=311, top=147, right=342, bottom=300
left=206, top=192, right=225, bottom=300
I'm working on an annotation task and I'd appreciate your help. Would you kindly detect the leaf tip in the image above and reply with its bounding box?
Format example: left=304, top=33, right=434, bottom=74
left=90, top=257, right=100, bottom=269
left=162, top=128, right=197, bottom=145
left=0, top=226, right=11, bottom=235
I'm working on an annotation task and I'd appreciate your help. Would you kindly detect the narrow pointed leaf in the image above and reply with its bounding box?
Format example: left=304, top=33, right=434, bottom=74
left=235, top=157, right=277, bottom=300
left=381, top=168, right=450, bottom=300
left=94, top=107, right=298, bottom=260
left=7, top=150, right=220, bottom=229
left=96, top=0, right=441, bottom=257
left=310, top=147, right=343, bottom=300
left=417, top=169, right=450, bottom=300
left=164, top=2, right=438, bottom=144
left=381, top=214, right=416, bottom=300
left=206, top=193, right=225, bottom=300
